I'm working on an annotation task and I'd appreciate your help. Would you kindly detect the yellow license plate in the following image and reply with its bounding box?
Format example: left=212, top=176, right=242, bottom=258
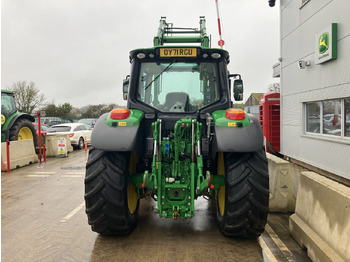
left=160, top=48, right=197, bottom=57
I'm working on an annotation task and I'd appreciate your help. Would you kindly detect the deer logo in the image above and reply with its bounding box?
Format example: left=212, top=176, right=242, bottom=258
left=319, top=33, right=329, bottom=54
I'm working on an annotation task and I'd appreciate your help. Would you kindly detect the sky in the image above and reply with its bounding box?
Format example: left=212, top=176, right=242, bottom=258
left=1, top=0, right=280, bottom=108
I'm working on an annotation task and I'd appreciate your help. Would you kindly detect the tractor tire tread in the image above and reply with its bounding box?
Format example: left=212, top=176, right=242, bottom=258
left=9, top=119, right=38, bottom=148
left=84, top=147, right=138, bottom=235
left=217, top=149, right=269, bottom=238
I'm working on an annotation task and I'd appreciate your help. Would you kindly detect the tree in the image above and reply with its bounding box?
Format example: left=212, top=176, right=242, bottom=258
left=267, top=83, right=280, bottom=93
left=81, top=104, right=119, bottom=118
left=57, top=103, right=73, bottom=117
left=41, top=102, right=73, bottom=118
left=11, top=81, right=45, bottom=114
left=41, top=103, right=58, bottom=117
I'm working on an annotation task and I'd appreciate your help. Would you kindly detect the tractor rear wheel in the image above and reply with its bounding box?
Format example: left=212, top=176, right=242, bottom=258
left=216, top=149, right=269, bottom=238
left=9, top=119, right=38, bottom=148
left=84, top=147, right=139, bottom=235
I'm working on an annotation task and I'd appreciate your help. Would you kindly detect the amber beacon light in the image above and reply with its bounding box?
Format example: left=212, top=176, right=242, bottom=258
left=225, top=109, right=246, bottom=120
left=110, top=108, right=130, bottom=120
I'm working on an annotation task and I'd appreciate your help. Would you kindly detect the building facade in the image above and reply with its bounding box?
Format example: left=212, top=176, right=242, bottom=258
left=278, top=0, right=350, bottom=180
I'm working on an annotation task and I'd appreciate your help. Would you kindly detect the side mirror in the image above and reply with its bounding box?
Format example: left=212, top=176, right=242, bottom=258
left=122, top=75, right=130, bottom=101
left=233, top=79, right=243, bottom=101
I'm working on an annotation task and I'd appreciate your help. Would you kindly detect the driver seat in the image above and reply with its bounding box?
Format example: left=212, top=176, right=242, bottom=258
left=163, top=92, right=189, bottom=112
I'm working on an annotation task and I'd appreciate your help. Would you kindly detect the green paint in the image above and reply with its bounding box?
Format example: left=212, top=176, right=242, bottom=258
left=331, top=23, right=337, bottom=59
left=137, top=117, right=224, bottom=219
left=154, top=17, right=209, bottom=47
left=1, top=90, right=32, bottom=142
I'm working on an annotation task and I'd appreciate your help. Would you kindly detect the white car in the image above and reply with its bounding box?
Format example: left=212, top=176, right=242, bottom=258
left=47, top=123, right=92, bottom=149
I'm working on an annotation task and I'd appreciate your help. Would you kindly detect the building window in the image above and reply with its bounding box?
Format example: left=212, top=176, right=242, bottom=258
left=323, top=99, right=341, bottom=136
left=306, top=102, right=320, bottom=133
left=345, top=98, right=350, bottom=137
left=305, top=98, right=350, bottom=139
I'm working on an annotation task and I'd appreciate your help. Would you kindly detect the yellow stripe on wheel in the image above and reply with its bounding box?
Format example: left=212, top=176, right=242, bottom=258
left=217, top=152, right=225, bottom=217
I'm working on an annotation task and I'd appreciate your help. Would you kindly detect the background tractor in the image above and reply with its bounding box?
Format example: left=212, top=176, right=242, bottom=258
left=84, top=17, right=269, bottom=238
left=1, top=90, right=38, bottom=147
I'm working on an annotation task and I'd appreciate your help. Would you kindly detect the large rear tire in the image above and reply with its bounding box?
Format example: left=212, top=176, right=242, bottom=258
left=84, top=147, right=139, bottom=235
left=9, top=119, right=38, bottom=148
left=216, top=149, right=269, bottom=238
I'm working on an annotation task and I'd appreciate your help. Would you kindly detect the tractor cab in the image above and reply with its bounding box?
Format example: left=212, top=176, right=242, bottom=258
left=124, top=17, right=242, bottom=117
left=1, top=91, right=17, bottom=123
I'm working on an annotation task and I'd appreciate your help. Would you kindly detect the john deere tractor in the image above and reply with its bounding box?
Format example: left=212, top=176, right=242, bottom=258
left=1, top=90, right=38, bottom=147
left=85, top=17, right=269, bottom=238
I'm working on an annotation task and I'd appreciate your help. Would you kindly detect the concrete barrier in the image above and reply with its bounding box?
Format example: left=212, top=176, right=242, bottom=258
left=289, top=171, right=350, bottom=262
left=1, top=140, right=38, bottom=171
left=45, top=134, right=73, bottom=157
left=267, top=153, right=305, bottom=212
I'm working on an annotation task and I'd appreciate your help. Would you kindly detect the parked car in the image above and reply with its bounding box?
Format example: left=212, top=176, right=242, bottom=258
left=46, top=123, right=92, bottom=149
left=77, top=118, right=98, bottom=128
left=33, top=123, right=50, bottom=138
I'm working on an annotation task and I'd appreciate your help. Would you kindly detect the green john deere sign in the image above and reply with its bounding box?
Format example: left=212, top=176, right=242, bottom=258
left=318, top=32, right=329, bottom=54
left=315, top=23, right=337, bottom=64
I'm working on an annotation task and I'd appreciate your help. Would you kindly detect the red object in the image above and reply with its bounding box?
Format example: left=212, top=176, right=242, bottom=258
left=6, top=140, right=11, bottom=173
left=218, top=39, right=225, bottom=47
left=210, top=184, right=214, bottom=189
left=110, top=108, right=130, bottom=120
left=69, top=133, right=74, bottom=138
left=225, top=109, right=245, bottom=120
left=84, top=136, right=88, bottom=151
left=259, top=92, right=280, bottom=154
left=215, top=0, right=225, bottom=48
left=332, top=115, right=339, bottom=127
left=217, top=19, right=222, bottom=36
left=37, top=112, right=42, bottom=163
left=33, top=123, right=49, bottom=137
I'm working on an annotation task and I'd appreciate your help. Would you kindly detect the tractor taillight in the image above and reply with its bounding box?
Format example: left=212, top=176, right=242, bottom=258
left=225, top=109, right=245, bottom=120
left=110, top=108, right=130, bottom=120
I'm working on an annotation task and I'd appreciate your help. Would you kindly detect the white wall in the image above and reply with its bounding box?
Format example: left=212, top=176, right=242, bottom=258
left=244, top=105, right=259, bottom=114
left=280, top=0, right=350, bottom=179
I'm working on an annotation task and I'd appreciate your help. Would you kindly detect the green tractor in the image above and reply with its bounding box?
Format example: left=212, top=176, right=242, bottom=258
left=84, top=17, right=269, bottom=238
left=1, top=90, right=38, bottom=147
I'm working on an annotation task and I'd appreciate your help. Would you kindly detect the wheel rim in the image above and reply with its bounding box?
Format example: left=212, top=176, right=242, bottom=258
left=217, top=152, right=225, bottom=217
left=80, top=138, right=84, bottom=148
left=128, top=152, right=138, bottom=214
left=18, top=127, right=33, bottom=140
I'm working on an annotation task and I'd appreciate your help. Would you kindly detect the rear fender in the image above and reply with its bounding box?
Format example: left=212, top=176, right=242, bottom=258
left=212, top=110, right=264, bottom=153
left=1, top=113, right=35, bottom=141
left=91, top=110, right=144, bottom=154
left=3, top=113, right=35, bottom=130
